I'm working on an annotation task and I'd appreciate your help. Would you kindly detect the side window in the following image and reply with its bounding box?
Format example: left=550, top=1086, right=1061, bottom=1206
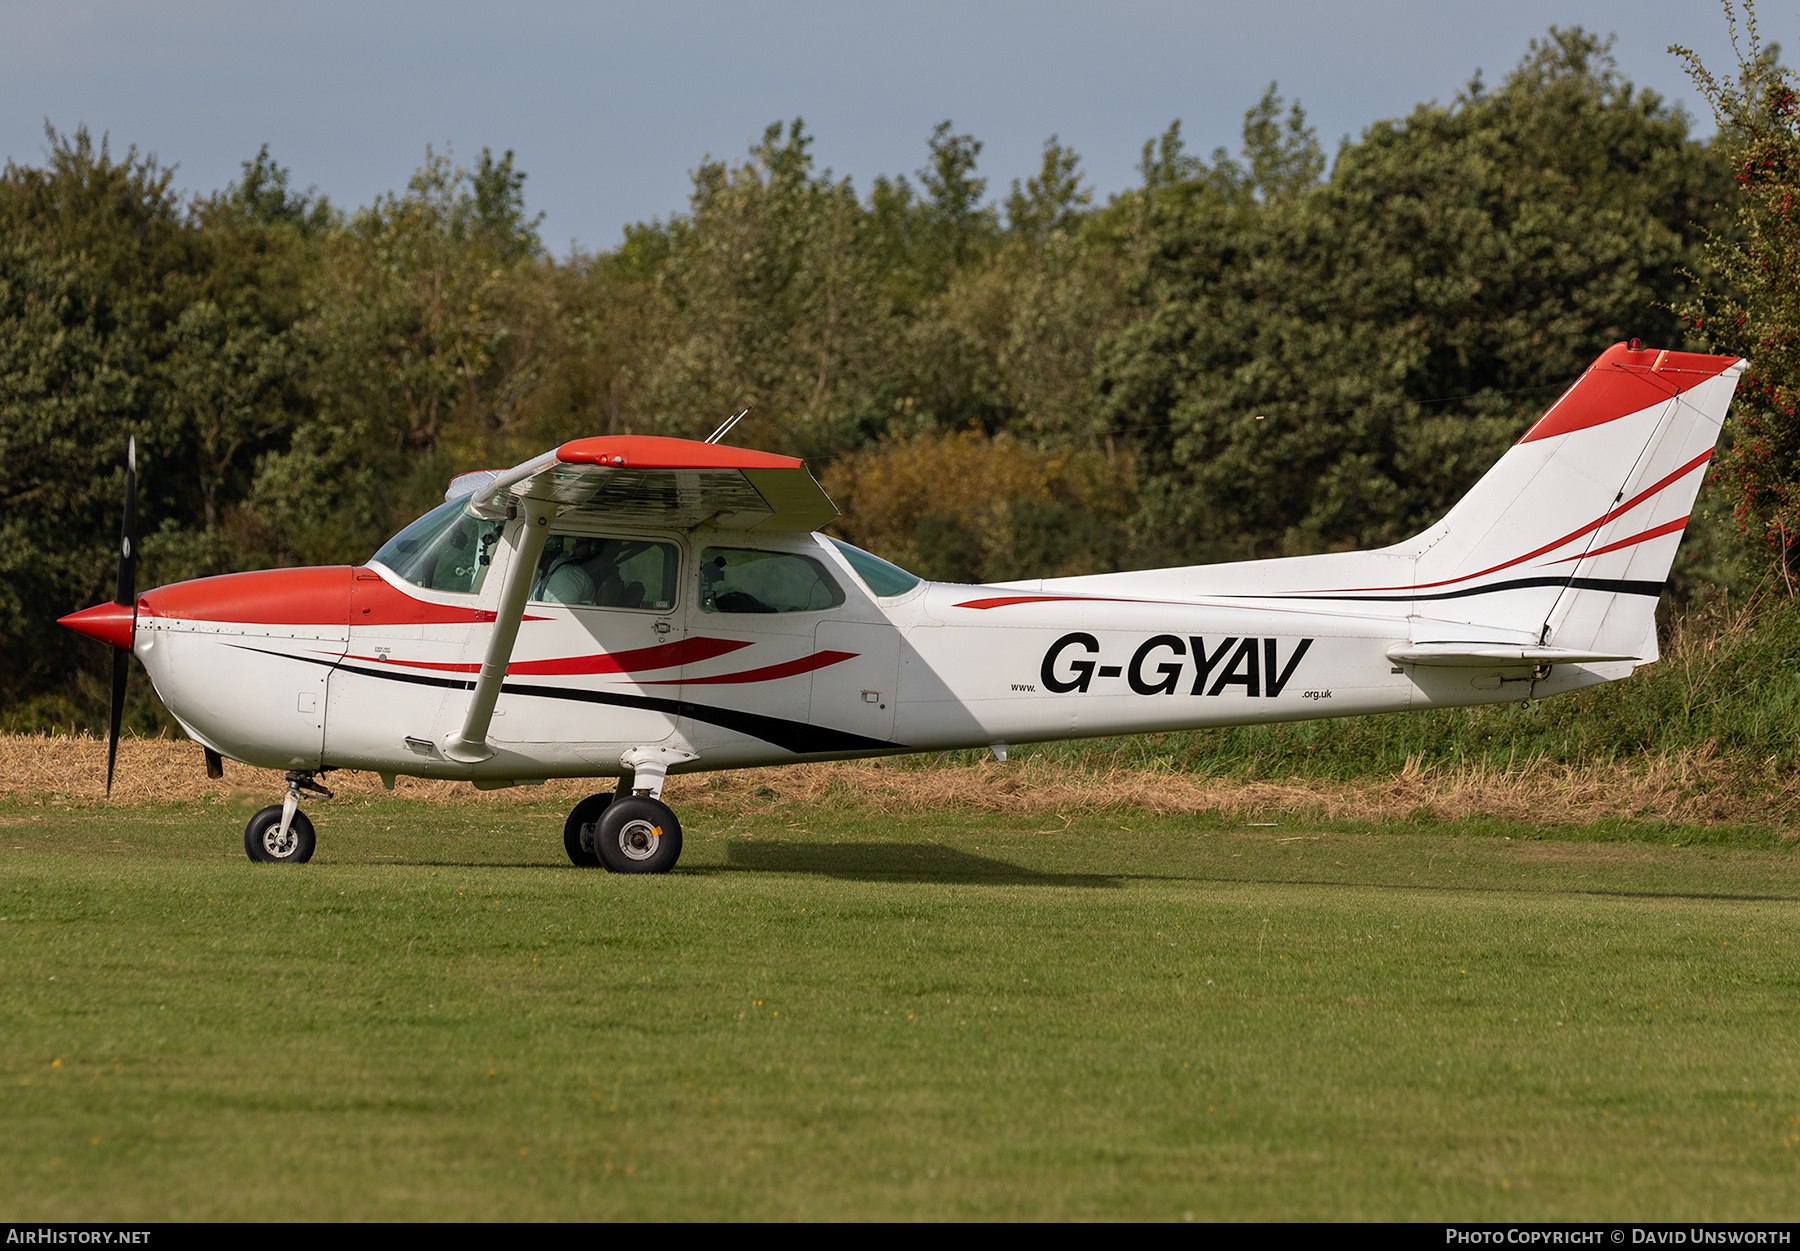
left=532, top=536, right=680, bottom=610
left=699, top=548, right=846, bottom=614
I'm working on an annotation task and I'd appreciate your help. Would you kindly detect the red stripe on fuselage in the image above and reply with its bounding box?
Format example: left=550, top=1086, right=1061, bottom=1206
left=636, top=650, right=858, bottom=685
left=351, top=569, right=548, bottom=625
left=953, top=594, right=1159, bottom=610
left=512, top=636, right=750, bottom=675
left=346, top=636, right=753, bottom=677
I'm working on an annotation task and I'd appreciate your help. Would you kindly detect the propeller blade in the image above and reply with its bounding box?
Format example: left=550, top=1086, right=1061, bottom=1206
left=114, top=436, right=137, bottom=606
left=105, top=436, right=137, bottom=799
left=106, top=645, right=128, bottom=798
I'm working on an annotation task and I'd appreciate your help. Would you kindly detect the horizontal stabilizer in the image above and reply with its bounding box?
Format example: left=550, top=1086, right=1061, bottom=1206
left=1386, top=643, right=1638, bottom=668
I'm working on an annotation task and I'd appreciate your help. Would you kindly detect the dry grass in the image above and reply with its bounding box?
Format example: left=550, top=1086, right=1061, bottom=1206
left=1, top=733, right=1792, bottom=827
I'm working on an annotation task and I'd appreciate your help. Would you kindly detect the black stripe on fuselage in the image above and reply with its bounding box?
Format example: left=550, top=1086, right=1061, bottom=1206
left=1238, top=575, right=1666, bottom=605
left=230, top=647, right=904, bottom=756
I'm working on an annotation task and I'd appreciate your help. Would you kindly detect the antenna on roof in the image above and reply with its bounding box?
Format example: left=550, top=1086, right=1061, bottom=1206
left=704, top=407, right=750, bottom=445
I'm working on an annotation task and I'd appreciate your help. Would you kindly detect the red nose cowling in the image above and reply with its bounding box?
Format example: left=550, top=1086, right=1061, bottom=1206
left=59, top=601, right=137, bottom=650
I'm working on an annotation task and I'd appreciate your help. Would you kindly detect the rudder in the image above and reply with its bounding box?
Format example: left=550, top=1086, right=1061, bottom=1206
left=1400, top=343, right=1745, bottom=660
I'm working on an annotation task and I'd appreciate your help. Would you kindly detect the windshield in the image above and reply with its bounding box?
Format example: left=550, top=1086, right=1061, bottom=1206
left=370, top=498, right=504, bottom=595
left=825, top=536, right=922, bottom=597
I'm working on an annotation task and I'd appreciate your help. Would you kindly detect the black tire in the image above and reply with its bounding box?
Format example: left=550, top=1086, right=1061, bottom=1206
left=245, top=805, right=316, bottom=864
left=563, top=792, right=613, bottom=867
left=594, top=797, right=682, bottom=874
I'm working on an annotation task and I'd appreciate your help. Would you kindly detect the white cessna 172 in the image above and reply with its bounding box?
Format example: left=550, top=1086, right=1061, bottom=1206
left=60, top=342, right=1744, bottom=872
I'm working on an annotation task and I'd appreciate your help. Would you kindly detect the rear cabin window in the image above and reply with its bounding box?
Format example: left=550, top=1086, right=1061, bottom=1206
left=825, top=536, right=922, bottom=597
left=371, top=498, right=504, bottom=595
left=531, top=536, right=680, bottom=610
left=699, top=548, right=845, bottom=614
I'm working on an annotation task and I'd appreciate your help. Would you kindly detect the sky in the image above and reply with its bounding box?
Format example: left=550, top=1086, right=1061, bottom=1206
left=0, top=1, right=1778, bottom=254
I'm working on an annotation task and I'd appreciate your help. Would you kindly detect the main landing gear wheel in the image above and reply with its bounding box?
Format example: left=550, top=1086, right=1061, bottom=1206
left=245, top=805, right=316, bottom=863
left=594, top=797, right=682, bottom=874
left=563, top=792, right=614, bottom=867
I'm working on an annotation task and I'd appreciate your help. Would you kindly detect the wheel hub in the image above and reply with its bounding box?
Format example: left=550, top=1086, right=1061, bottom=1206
left=263, top=825, right=296, bottom=857
left=616, top=818, right=661, bottom=861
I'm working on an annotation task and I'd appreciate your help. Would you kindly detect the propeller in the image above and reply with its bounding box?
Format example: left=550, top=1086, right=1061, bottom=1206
left=105, top=437, right=138, bottom=797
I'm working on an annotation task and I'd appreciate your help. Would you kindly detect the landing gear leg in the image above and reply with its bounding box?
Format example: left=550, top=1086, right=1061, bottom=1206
left=244, top=771, right=331, bottom=864
left=594, top=750, right=689, bottom=874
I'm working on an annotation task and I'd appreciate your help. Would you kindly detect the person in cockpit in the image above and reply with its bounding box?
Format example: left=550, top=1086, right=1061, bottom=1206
left=537, top=537, right=598, bottom=604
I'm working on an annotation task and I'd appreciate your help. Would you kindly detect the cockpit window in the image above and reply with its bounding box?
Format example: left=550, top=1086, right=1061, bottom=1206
left=531, top=535, right=680, bottom=610
left=370, top=499, right=503, bottom=595
left=699, top=548, right=845, bottom=614
left=824, top=536, right=922, bottom=597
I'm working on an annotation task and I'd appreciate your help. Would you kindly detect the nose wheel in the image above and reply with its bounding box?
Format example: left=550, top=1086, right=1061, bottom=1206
left=245, top=804, right=315, bottom=863
left=244, top=771, right=330, bottom=864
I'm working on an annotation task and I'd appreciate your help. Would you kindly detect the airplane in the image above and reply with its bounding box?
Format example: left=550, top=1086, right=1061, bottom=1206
left=58, top=341, right=1745, bottom=872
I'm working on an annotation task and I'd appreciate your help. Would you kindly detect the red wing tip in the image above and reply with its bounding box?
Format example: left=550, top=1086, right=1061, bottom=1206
left=556, top=435, right=803, bottom=471
left=59, top=602, right=136, bottom=649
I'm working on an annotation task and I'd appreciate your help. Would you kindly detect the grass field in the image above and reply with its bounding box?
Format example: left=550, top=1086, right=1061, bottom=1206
left=3, top=781, right=1798, bottom=1221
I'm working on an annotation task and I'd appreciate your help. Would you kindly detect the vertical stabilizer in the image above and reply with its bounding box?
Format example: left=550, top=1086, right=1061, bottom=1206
left=1398, top=344, right=1744, bottom=657
left=1024, top=344, right=1746, bottom=659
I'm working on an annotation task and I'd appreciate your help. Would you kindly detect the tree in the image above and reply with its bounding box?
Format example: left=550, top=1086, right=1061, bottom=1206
left=923, top=138, right=1126, bottom=447
left=635, top=121, right=893, bottom=459
left=823, top=429, right=1132, bottom=583
left=252, top=146, right=553, bottom=563
left=1098, top=32, right=1725, bottom=564
left=868, top=121, right=1002, bottom=313
left=1005, top=137, right=1090, bottom=237
left=1673, top=2, right=1800, bottom=580
left=0, top=127, right=185, bottom=716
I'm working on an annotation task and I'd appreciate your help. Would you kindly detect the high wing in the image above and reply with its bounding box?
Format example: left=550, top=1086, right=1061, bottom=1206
left=442, top=436, right=837, bottom=764
left=446, top=435, right=838, bottom=533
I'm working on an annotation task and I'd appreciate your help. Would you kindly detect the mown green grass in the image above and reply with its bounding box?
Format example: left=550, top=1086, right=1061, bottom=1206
left=2, top=793, right=1798, bottom=1220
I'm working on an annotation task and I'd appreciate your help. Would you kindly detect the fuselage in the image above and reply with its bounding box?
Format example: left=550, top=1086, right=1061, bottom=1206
left=127, top=521, right=1607, bottom=785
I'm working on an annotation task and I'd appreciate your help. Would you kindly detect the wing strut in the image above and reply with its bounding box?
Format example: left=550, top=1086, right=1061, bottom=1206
left=444, top=497, right=556, bottom=763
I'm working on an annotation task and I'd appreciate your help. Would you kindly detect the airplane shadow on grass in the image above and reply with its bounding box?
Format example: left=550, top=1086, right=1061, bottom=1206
left=697, top=847, right=1799, bottom=901
left=704, top=840, right=1121, bottom=888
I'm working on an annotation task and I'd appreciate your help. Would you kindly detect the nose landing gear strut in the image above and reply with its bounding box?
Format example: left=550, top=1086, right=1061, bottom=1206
left=244, top=771, right=333, bottom=864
